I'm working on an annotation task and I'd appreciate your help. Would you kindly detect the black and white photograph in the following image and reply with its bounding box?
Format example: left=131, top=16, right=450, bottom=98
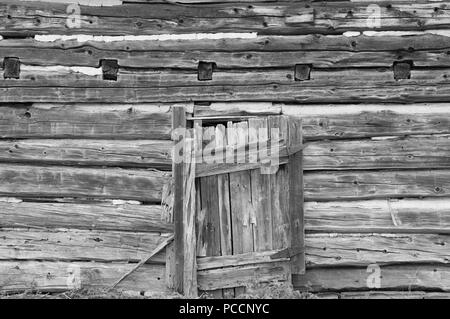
left=0, top=0, right=448, bottom=309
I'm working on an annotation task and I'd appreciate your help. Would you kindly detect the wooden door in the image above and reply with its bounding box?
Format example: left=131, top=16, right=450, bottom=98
left=171, top=110, right=304, bottom=297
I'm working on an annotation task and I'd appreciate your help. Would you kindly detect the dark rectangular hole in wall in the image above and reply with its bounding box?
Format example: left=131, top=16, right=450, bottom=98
left=3, top=57, right=20, bottom=79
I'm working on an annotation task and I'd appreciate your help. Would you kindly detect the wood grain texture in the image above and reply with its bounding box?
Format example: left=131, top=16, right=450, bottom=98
left=4, top=68, right=450, bottom=89
left=2, top=1, right=450, bottom=35
left=194, top=103, right=281, bottom=118
left=0, top=139, right=171, bottom=169
left=304, top=169, right=450, bottom=201
left=198, top=261, right=290, bottom=291
left=248, top=118, right=273, bottom=252
left=198, top=168, right=221, bottom=257
left=0, top=164, right=169, bottom=201
left=0, top=200, right=172, bottom=232
left=0, top=228, right=168, bottom=263
left=6, top=80, right=450, bottom=103
left=284, top=103, right=450, bottom=140
left=305, top=233, right=450, bottom=267
left=0, top=104, right=172, bottom=139
left=305, top=198, right=450, bottom=233
left=287, top=117, right=304, bottom=274
left=269, top=116, right=290, bottom=250
left=229, top=122, right=254, bottom=255
left=4, top=33, right=450, bottom=54
left=304, top=135, right=450, bottom=170
left=197, top=250, right=287, bottom=270
left=8, top=43, right=450, bottom=69
left=0, top=261, right=167, bottom=293
left=293, top=265, right=450, bottom=292
left=171, top=106, right=186, bottom=294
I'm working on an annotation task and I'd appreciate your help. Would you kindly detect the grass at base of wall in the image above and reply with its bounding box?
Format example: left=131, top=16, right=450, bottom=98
left=0, top=283, right=316, bottom=299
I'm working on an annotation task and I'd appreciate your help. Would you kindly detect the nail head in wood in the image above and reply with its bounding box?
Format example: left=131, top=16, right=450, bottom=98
left=393, top=61, right=412, bottom=80
left=3, top=57, right=20, bottom=79
left=100, top=59, right=119, bottom=81
left=198, top=61, right=215, bottom=81
left=294, top=64, right=312, bottom=81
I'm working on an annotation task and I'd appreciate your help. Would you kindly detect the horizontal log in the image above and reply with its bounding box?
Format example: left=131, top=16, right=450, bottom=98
left=305, top=198, right=450, bottom=233
left=304, top=169, right=450, bottom=201
left=2, top=68, right=450, bottom=89
left=193, top=102, right=281, bottom=118
left=5, top=81, right=450, bottom=103
left=284, top=103, right=450, bottom=140
left=0, top=260, right=167, bottom=293
left=2, top=1, right=450, bottom=35
left=293, top=265, right=450, bottom=292
left=14, top=30, right=450, bottom=52
left=320, top=291, right=450, bottom=299
left=304, top=135, right=450, bottom=170
left=0, top=228, right=168, bottom=263
left=0, top=199, right=172, bottom=232
left=305, top=233, right=450, bottom=267
left=0, top=164, right=169, bottom=202
left=0, top=103, right=173, bottom=139
left=197, top=261, right=290, bottom=290
left=11, top=33, right=450, bottom=53
left=6, top=40, right=450, bottom=69
left=0, top=139, right=171, bottom=169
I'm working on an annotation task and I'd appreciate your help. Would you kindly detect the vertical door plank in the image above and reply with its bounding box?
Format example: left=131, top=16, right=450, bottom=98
left=183, top=136, right=198, bottom=297
left=288, top=117, right=305, bottom=274
left=249, top=117, right=273, bottom=252
left=198, top=125, right=223, bottom=297
left=269, top=116, right=290, bottom=250
left=172, top=106, right=186, bottom=293
left=216, top=124, right=235, bottom=298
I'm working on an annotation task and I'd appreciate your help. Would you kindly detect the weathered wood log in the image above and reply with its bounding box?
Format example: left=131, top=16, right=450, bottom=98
left=284, top=103, right=450, bottom=140
left=5, top=81, right=450, bottom=102
left=305, top=233, right=450, bottom=267
left=304, top=135, right=450, bottom=170
left=0, top=139, right=171, bottom=169
left=0, top=164, right=169, bottom=201
left=0, top=228, right=168, bottom=263
left=317, top=291, right=450, bottom=299
left=5, top=33, right=450, bottom=54
left=0, top=261, right=167, bottom=293
left=0, top=103, right=173, bottom=139
left=8, top=44, right=450, bottom=69
left=0, top=199, right=172, bottom=232
left=2, top=67, right=443, bottom=88
left=304, top=169, right=450, bottom=201
left=293, top=265, right=450, bottom=292
left=197, top=261, right=290, bottom=291
left=4, top=68, right=450, bottom=91
left=2, top=1, right=450, bottom=36
left=194, top=103, right=281, bottom=118
left=304, top=198, right=450, bottom=233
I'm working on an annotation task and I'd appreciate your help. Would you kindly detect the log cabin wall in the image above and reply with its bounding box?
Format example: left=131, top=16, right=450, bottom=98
left=0, top=0, right=450, bottom=297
